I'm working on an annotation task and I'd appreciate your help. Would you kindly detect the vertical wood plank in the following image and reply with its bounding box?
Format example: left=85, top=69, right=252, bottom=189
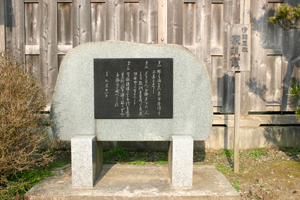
left=0, top=0, right=6, bottom=51
left=249, top=0, right=268, bottom=112
left=39, top=0, right=58, bottom=109
left=211, top=3, right=223, bottom=48
left=195, top=0, right=211, bottom=77
left=5, top=0, right=25, bottom=62
left=183, top=3, right=195, bottom=46
left=267, top=3, right=283, bottom=49
left=239, top=0, right=250, bottom=116
left=139, top=0, right=158, bottom=44
left=91, top=3, right=106, bottom=42
left=222, top=0, right=239, bottom=113
left=158, top=0, right=167, bottom=44
left=73, top=0, right=91, bottom=47
left=125, top=2, right=139, bottom=42
left=266, top=55, right=282, bottom=105
left=167, top=0, right=183, bottom=44
left=106, top=0, right=125, bottom=41
left=58, top=3, right=72, bottom=45
left=211, top=56, right=224, bottom=107
left=26, top=55, right=40, bottom=81
left=25, top=3, right=39, bottom=45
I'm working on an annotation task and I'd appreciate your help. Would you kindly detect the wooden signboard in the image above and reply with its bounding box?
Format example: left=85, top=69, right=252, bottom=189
left=228, top=24, right=251, bottom=72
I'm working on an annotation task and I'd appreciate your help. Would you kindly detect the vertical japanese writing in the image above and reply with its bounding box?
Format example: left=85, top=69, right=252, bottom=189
left=120, top=72, right=125, bottom=117
left=152, top=70, right=156, bottom=94
left=133, top=72, right=138, bottom=105
left=241, top=27, right=248, bottom=53
left=138, top=71, right=143, bottom=116
left=157, top=61, right=162, bottom=116
left=144, top=61, right=149, bottom=116
left=230, top=35, right=241, bottom=70
left=114, top=72, right=120, bottom=107
left=125, top=61, right=131, bottom=117
left=104, top=71, right=109, bottom=97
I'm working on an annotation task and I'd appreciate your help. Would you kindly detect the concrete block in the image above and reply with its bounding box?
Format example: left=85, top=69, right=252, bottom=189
left=168, top=135, right=193, bottom=187
left=71, top=135, right=103, bottom=187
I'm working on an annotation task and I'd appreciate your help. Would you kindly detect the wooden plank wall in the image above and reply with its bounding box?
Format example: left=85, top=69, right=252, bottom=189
left=3, top=0, right=300, bottom=114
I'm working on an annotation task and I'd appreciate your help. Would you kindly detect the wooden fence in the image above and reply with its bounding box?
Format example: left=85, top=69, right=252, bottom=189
left=1, top=0, right=300, bottom=116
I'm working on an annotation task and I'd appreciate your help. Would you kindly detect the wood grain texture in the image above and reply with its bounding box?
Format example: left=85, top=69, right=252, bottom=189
left=25, top=3, right=39, bottom=45
left=195, top=0, right=211, bottom=77
left=73, top=0, right=91, bottom=47
left=183, top=3, right=195, bottom=46
left=211, top=3, right=223, bottom=49
left=58, top=3, right=72, bottom=45
left=211, top=56, right=224, bottom=107
left=0, top=0, right=5, bottom=51
left=266, top=55, right=282, bottom=105
left=39, top=0, right=58, bottom=108
left=158, top=0, right=167, bottom=44
left=26, top=55, right=40, bottom=81
left=125, top=2, right=139, bottom=42
left=249, top=0, right=268, bottom=112
left=167, top=0, right=183, bottom=44
left=6, top=0, right=25, bottom=62
left=139, top=0, right=158, bottom=43
left=106, top=0, right=125, bottom=41
left=91, top=2, right=106, bottom=42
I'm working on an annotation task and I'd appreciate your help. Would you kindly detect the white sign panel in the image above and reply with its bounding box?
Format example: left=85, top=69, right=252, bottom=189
left=228, top=24, right=251, bottom=72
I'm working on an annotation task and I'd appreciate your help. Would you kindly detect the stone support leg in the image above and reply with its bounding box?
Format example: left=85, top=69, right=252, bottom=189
left=168, top=135, right=194, bottom=187
left=71, top=135, right=103, bottom=187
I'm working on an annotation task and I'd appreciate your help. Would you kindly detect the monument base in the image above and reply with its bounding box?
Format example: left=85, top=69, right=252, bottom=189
left=25, top=165, right=240, bottom=200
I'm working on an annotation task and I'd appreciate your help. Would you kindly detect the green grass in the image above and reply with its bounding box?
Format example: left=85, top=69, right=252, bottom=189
left=281, top=147, right=300, bottom=154
left=155, top=158, right=168, bottom=165
left=217, top=166, right=233, bottom=174
left=1, top=161, right=70, bottom=199
left=246, top=148, right=269, bottom=157
left=103, top=148, right=128, bottom=159
left=130, top=160, right=151, bottom=165
left=138, top=152, right=149, bottom=158
left=218, top=150, right=234, bottom=157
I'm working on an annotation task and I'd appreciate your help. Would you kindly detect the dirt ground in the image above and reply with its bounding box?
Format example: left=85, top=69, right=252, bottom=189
left=53, top=148, right=300, bottom=200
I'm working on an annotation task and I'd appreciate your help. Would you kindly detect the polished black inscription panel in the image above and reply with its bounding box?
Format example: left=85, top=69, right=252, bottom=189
left=94, top=58, right=173, bottom=119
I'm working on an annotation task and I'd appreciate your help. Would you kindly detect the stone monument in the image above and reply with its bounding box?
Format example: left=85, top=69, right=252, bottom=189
left=51, top=41, right=213, bottom=187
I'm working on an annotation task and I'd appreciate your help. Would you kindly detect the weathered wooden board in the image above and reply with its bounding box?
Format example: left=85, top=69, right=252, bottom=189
left=39, top=0, right=58, bottom=107
left=167, top=0, right=183, bottom=44
left=25, top=3, right=39, bottom=45
left=125, top=2, right=139, bottom=42
left=91, top=2, right=106, bottom=42
left=0, top=0, right=4, bottom=51
left=73, top=0, right=91, bottom=47
left=211, top=56, right=223, bottom=107
left=58, top=3, right=72, bottom=45
left=183, top=3, right=195, bottom=46
left=106, top=0, right=125, bottom=41
left=139, top=0, right=158, bottom=44
left=6, top=0, right=25, bottom=63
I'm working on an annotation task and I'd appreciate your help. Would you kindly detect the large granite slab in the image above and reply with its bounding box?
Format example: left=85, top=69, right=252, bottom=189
left=51, top=41, right=212, bottom=141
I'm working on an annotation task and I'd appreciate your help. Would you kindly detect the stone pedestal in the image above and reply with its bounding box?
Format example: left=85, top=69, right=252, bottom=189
left=71, top=135, right=103, bottom=187
left=168, top=135, right=194, bottom=187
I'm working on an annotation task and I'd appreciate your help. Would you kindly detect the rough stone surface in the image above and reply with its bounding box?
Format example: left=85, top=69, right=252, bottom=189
left=25, top=165, right=240, bottom=200
left=51, top=41, right=212, bottom=141
left=71, top=135, right=102, bottom=187
left=168, top=135, right=193, bottom=187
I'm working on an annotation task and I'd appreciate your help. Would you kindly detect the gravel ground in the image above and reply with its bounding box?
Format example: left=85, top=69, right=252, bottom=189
left=53, top=148, right=300, bottom=200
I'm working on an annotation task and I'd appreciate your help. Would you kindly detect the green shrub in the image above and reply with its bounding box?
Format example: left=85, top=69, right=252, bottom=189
left=0, top=50, right=52, bottom=198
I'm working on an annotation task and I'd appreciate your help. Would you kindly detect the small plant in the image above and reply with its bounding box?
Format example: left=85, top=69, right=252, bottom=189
left=217, top=166, right=233, bottom=174
left=289, top=79, right=300, bottom=116
left=247, top=148, right=269, bottom=158
left=281, top=147, right=300, bottom=154
left=155, top=158, right=168, bottom=165
left=130, top=160, right=151, bottom=165
left=139, top=152, right=149, bottom=158
left=103, top=148, right=128, bottom=159
left=218, top=150, right=234, bottom=157
left=232, top=180, right=241, bottom=191
left=0, top=49, right=53, bottom=198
